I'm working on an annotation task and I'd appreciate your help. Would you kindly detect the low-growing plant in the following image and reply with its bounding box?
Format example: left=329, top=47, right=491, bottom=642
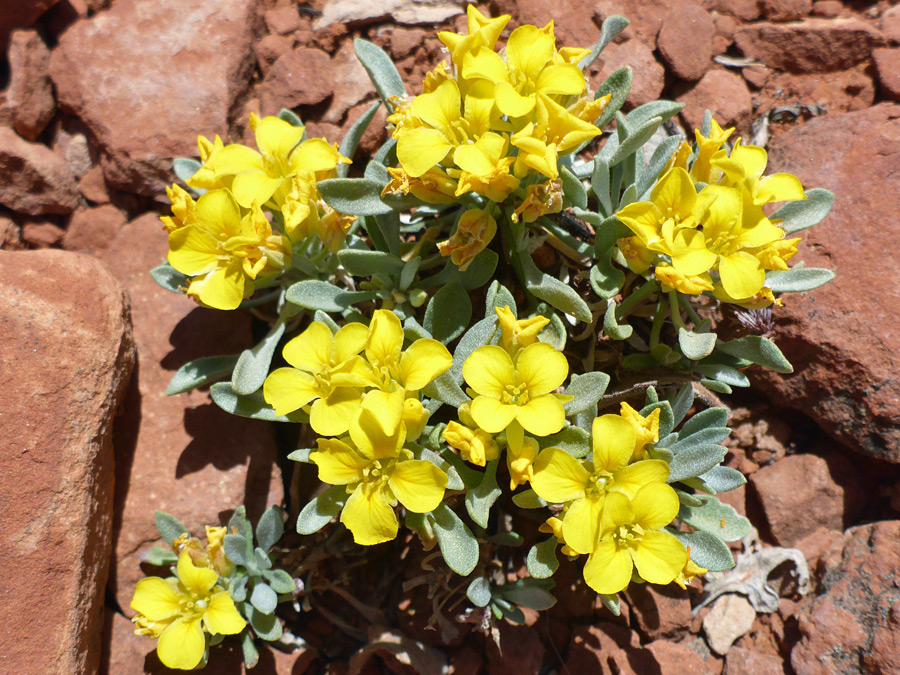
left=133, top=7, right=834, bottom=669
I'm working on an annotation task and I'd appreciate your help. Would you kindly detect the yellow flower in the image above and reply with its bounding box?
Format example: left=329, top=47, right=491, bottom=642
left=617, top=236, right=656, bottom=274
left=453, top=134, right=521, bottom=202
left=316, top=205, right=356, bottom=253
left=167, top=189, right=291, bottom=310
left=539, top=516, right=578, bottom=556
left=160, top=184, right=198, bottom=233
left=619, top=403, right=661, bottom=461
left=382, top=166, right=458, bottom=204
left=437, top=208, right=497, bottom=271
left=582, top=484, right=688, bottom=595
left=263, top=321, right=373, bottom=436
left=530, top=414, right=670, bottom=554
left=567, top=92, right=612, bottom=125
left=752, top=237, right=802, bottom=272
left=496, top=305, right=549, bottom=354
left=690, top=117, right=733, bottom=184
left=203, top=113, right=349, bottom=208
left=281, top=174, right=319, bottom=241
left=437, top=5, right=510, bottom=70
left=186, top=133, right=228, bottom=191
left=361, top=310, right=453, bottom=433
left=204, top=526, right=234, bottom=578
left=511, top=180, right=563, bottom=223
left=462, top=342, right=570, bottom=436
left=311, top=409, right=448, bottom=545
left=504, top=420, right=540, bottom=489
left=443, top=420, right=499, bottom=467
left=654, top=264, right=715, bottom=295
left=130, top=551, right=246, bottom=670
left=712, top=283, right=780, bottom=309
left=401, top=397, right=430, bottom=441
left=712, top=139, right=806, bottom=210
left=674, top=547, right=708, bottom=589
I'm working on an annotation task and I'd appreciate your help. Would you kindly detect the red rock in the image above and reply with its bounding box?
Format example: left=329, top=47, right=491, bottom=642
left=21, top=220, right=64, bottom=247
left=757, top=66, right=875, bottom=115
left=3, top=29, right=54, bottom=141
left=713, top=0, right=761, bottom=21
left=703, top=595, right=757, bottom=656
left=760, top=0, right=812, bottom=21
left=53, top=127, right=93, bottom=181
left=811, top=1, right=842, bottom=19
left=712, top=12, right=738, bottom=50
left=725, top=645, right=785, bottom=673
left=733, top=19, right=886, bottom=73
left=658, top=5, right=715, bottom=81
left=49, top=0, right=262, bottom=195
left=79, top=165, right=110, bottom=204
left=874, top=48, right=900, bottom=102
left=677, top=69, right=752, bottom=132
left=344, top=101, right=388, bottom=158
left=792, top=521, right=900, bottom=674
left=255, top=33, right=294, bottom=75
left=594, top=0, right=692, bottom=49
left=646, top=640, right=709, bottom=673
left=0, top=125, right=78, bottom=214
left=264, top=5, right=301, bottom=35
left=310, top=22, right=348, bottom=54
left=0, top=248, right=135, bottom=675
left=566, top=623, right=649, bottom=674
left=0, top=215, right=22, bottom=249
left=742, top=66, right=770, bottom=89
left=749, top=454, right=852, bottom=546
left=323, top=39, right=377, bottom=124
left=304, top=121, right=342, bottom=145
left=795, top=526, right=842, bottom=572
left=513, top=0, right=601, bottom=48
left=313, top=0, right=463, bottom=30
left=626, top=583, right=692, bottom=640
left=390, top=27, right=428, bottom=60
left=63, top=204, right=127, bottom=255
left=258, top=47, right=335, bottom=116
left=485, top=623, right=546, bottom=675
left=0, top=0, right=59, bottom=53
left=593, top=38, right=666, bottom=107
left=883, top=6, right=900, bottom=45
left=101, top=214, right=284, bottom=610
left=757, top=104, right=900, bottom=462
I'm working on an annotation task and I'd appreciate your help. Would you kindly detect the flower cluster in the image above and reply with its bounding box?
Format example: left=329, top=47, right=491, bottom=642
left=616, top=118, right=805, bottom=308
left=383, top=5, right=610, bottom=268
left=162, top=113, right=354, bottom=309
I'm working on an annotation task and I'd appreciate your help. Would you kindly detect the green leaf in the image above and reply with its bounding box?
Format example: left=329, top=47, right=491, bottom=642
left=492, top=598, right=526, bottom=624
left=538, top=308, right=567, bottom=351
left=518, top=246, right=591, bottom=322
left=694, top=364, right=750, bottom=387
left=210, top=383, right=309, bottom=423
left=240, top=629, right=259, bottom=669
left=542, top=425, right=591, bottom=458
left=467, top=577, right=492, bottom=608
left=512, top=489, right=547, bottom=509
left=560, top=165, right=588, bottom=209
left=637, top=134, right=683, bottom=197
left=166, top=355, right=239, bottom=396
left=594, top=67, right=633, bottom=130
left=610, top=116, right=661, bottom=166
left=317, top=177, right=394, bottom=216
left=717, top=336, right=793, bottom=374
left=172, top=157, right=201, bottom=184
left=564, top=371, right=611, bottom=416
left=231, top=576, right=249, bottom=602
left=590, top=215, right=630, bottom=298
left=254, top=546, right=273, bottom=571
left=150, top=262, right=187, bottom=294
left=142, top=546, right=178, bottom=566
left=485, top=281, right=516, bottom=314
left=247, top=604, right=283, bottom=641
left=668, top=443, right=729, bottom=483
left=400, top=257, right=420, bottom=290
left=670, top=530, right=735, bottom=572
left=640, top=400, right=675, bottom=437
left=337, top=248, right=405, bottom=277
left=771, top=188, right=834, bottom=233
left=603, top=299, right=633, bottom=339
left=450, top=316, right=497, bottom=383
left=420, top=249, right=499, bottom=290
left=285, top=279, right=377, bottom=312
left=676, top=489, right=704, bottom=506
left=767, top=266, right=835, bottom=293
left=680, top=407, right=729, bottom=436
left=465, top=460, right=502, bottom=529
left=229, top=506, right=252, bottom=541
left=155, top=511, right=189, bottom=545
left=678, top=327, right=718, bottom=361
left=670, top=427, right=731, bottom=451
left=224, top=534, right=250, bottom=566
left=526, top=538, right=559, bottom=579
left=277, top=108, right=303, bottom=127
left=232, top=318, right=286, bottom=396
left=625, top=101, right=685, bottom=128
left=669, top=384, right=695, bottom=427
left=264, top=569, right=296, bottom=595
left=429, top=504, right=479, bottom=576
left=287, top=448, right=313, bottom=463
left=373, top=211, right=402, bottom=256
left=297, top=485, right=347, bottom=535
left=421, top=448, right=464, bottom=491
left=250, top=582, right=278, bottom=614
left=591, top=158, right=612, bottom=216
left=700, top=378, right=732, bottom=394
left=496, top=579, right=557, bottom=611
left=598, top=594, right=621, bottom=616
left=580, top=15, right=630, bottom=70
left=256, top=506, right=284, bottom=553
left=697, top=465, right=746, bottom=493
left=338, top=101, right=381, bottom=177
left=353, top=38, right=406, bottom=109
left=424, top=282, right=472, bottom=344
left=678, top=495, right=751, bottom=542
left=422, top=370, right=469, bottom=408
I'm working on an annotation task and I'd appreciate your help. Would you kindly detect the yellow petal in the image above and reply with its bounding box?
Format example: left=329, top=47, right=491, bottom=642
left=360, top=388, right=405, bottom=438
left=461, top=48, right=509, bottom=84
left=651, top=168, right=696, bottom=221
left=333, top=322, right=369, bottom=363
left=390, top=460, right=448, bottom=512
left=611, top=459, right=670, bottom=498
left=351, top=405, right=406, bottom=459
left=157, top=618, right=206, bottom=671
left=366, top=309, right=404, bottom=368
left=535, top=63, right=585, bottom=96
left=600, top=491, right=634, bottom=533
left=290, top=138, right=343, bottom=173
left=231, top=171, right=285, bottom=208
left=167, top=227, right=219, bottom=276
left=399, top=339, right=452, bottom=391
left=203, top=591, right=247, bottom=636
left=263, top=368, right=320, bottom=417
left=494, top=81, right=535, bottom=118
left=254, top=115, right=304, bottom=160
left=631, top=482, right=680, bottom=530
left=195, top=263, right=246, bottom=311
left=341, top=484, right=398, bottom=545
left=282, top=322, right=333, bottom=372
left=531, top=447, right=589, bottom=503
left=131, top=578, right=181, bottom=621
left=506, top=23, right=554, bottom=81
left=397, top=128, right=453, bottom=178
left=670, top=229, right=717, bottom=276
left=632, top=531, right=689, bottom=585
left=470, top=396, right=518, bottom=434
left=757, top=173, right=805, bottom=204
left=562, top=495, right=604, bottom=554
left=312, top=438, right=367, bottom=484
left=210, top=143, right=264, bottom=176
left=463, top=345, right=515, bottom=398
left=176, top=550, right=218, bottom=595
left=591, top=415, right=636, bottom=473
left=310, top=388, right=363, bottom=437
left=583, top=538, right=633, bottom=595
left=411, top=78, right=461, bottom=129
left=719, top=251, right=765, bottom=299
left=515, top=342, right=568, bottom=395
left=515, top=394, right=566, bottom=437
left=195, top=189, right=242, bottom=239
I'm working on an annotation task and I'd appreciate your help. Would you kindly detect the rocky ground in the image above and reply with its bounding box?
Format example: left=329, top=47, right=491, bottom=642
left=2, top=0, right=900, bottom=673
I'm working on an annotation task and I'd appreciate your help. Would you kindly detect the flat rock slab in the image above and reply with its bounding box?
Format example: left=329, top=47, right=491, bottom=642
left=49, top=0, right=261, bottom=195
left=0, top=249, right=135, bottom=675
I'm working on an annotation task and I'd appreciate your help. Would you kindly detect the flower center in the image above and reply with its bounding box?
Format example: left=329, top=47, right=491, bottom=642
left=585, top=470, right=613, bottom=498
left=501, top=381, right=530, bottom=405
left=613, top=523, right=645, bottom=550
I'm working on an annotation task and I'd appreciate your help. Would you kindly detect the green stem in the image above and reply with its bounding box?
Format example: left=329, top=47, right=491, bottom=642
left=678, top=293, right=704, bottom=326
left=615, top=279, right=659, bottom=319
left=649, top=299, right=667, bottom=350
left=668, top=291, right=685, bottom=330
